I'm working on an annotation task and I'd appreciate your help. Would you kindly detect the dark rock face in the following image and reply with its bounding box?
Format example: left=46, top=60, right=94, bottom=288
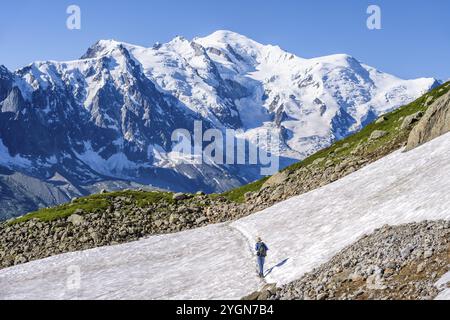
left=331, top=108, right=357, bottom=140
left=0, top=171, right=77, bottom=221
left=0, top=66, right=13, bottom=103
left=1, top=87, right=25, bottom=114
left=0, top=51, right=201, bottom=172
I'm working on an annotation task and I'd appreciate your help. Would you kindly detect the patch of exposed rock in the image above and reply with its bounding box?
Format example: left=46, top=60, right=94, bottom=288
left=369, top=130, right=387, bottom=141
left=269, top=221, right=449, bottom=300
left=406, top=87, right=450, bottom=151
left=242, top=283, right=278, bottom=301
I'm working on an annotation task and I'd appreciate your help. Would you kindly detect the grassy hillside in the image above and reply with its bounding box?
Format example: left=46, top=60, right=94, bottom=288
left=11, top=191, right=175, bottom=224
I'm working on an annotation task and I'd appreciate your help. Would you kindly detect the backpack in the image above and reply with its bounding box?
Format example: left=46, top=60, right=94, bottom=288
left=257, top=243, right=267, bottom=257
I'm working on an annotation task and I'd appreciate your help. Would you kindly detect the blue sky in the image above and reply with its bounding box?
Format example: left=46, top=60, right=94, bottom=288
left=0, top=0, right=448, bottom=80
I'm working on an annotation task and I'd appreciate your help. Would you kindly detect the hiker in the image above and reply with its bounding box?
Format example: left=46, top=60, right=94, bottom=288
left=255, top=237, right=269, bottom=278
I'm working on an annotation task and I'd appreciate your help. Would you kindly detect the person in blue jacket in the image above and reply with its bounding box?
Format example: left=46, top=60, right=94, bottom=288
left=255, top=237, right=269, bottom=278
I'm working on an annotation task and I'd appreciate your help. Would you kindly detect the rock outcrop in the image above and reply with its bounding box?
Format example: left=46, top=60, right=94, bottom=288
left=269, top=221, right=449, bottom=300
left=242, top=283, right=278, bottom=300
left=406, top=86, right=450, bottom=151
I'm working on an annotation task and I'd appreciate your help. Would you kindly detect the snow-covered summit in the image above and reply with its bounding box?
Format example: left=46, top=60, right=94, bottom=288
left=0, top=30, right=441, bottom=198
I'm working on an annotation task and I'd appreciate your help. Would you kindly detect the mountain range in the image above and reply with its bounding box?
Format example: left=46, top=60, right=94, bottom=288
left=0, top=30, right=440, bottom=219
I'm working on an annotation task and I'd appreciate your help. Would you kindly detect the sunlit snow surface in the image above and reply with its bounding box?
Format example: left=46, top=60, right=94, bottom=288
left=1, top=133, right=450, bottom=300
left=435, top=272, right=450, bottom=300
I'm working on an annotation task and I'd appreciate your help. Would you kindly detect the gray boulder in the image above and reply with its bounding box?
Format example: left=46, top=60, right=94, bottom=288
left=262, top=171, right=290, bottom=189
left=400, top=111, right=424, bottom=130
left=173, top=193, right=189, bottom=201
left=369, top=130, right=387, bottom=141
left=67, top=214, right=84, bottom=226
left=375, top=116, right=388, bottom=124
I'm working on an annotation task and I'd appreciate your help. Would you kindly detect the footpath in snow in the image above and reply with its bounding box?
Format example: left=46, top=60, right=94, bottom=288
left=1, top=133, right=450, bottom=300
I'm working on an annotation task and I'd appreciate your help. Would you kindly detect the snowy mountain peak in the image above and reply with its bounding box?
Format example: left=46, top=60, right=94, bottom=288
left=196, top=30, right=296, bottom=67
left=81, top=39, right=139, bottom=60
left=313, top=53, right=360, bottom=67
left=0, top=65, right=9, bottom=73
left=0, top=30, right=441, bottom=195
left=198, top=30, right=261, bottom=47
